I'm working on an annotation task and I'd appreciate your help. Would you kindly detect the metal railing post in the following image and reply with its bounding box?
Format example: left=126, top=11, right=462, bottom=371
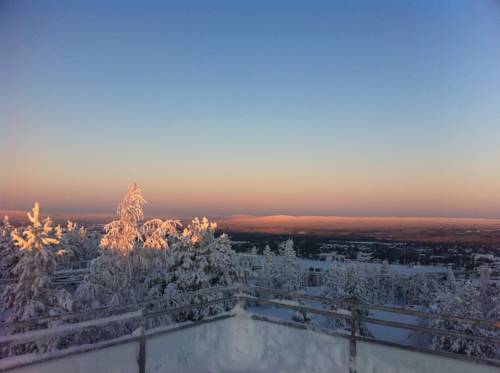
left=236, top=284, right=246, bottom=310
left=349, top=305, right=357, bottom=373
left=138, top=309, right=146, bottom=373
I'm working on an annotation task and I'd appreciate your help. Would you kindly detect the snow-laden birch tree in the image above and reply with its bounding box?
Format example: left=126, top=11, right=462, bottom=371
left=75, top=183, right=148, bottom=309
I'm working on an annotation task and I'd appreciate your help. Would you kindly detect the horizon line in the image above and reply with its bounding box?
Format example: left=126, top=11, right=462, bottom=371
left=2, top=208, right=500, bottom=222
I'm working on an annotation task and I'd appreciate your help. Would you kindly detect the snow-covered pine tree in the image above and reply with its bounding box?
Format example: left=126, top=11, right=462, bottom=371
left=321, top=261, right=348, bottom=329
left=165, top=217, right=237, bottom=321
left=322, top=262, right=371, bottom=335
left=429, top=280, right=497, bottom=359
left=407, top=272, right=434, bottom=307
left=56, top=221, right=99, bottom=263
left=443, top=267, right=458, bottom=294
left=260, top=244, right=274, bottom=288
left=1, top=215, right=12, bottom=236
left=342, top=263, right=369, bottom=303
left=275, top=239, right=301, bottom=292
left=478, top=266, right=495, bottom=315
left=250, top=246, right=257, bottom=255
left=0, top=216, right=19, bottom=279
left=487, top=292, right=500, bottom=322
left=139, top=218, right=182, bottom=299
left=1, top=204, right=73, bottom=355
left=3, top=203, right=73, bottom=322
left=376, top=260, right=394, bottom=304
left=323, top=261, right=345, bottom=298
left=344, top=263, right=372, bottom=336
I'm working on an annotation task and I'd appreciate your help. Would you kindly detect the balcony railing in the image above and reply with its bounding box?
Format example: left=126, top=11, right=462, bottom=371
left=0, top=285, right=498, bottom=373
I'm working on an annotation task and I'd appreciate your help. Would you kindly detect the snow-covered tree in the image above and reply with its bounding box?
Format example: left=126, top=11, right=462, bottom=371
left=250, top=246, right=257, bottom=255
left=75, top=184, right=148, bottom=310
left=407, top=272, right=434, bottom=307
left=487, top=292, right=500, bottom=321
left=2, top=204, right=73, bottom=354
left=273, top=239, right=301, bottom=292
left=1, top=215, right=13, bottom=239
left=429, top=280, right=498, bottom=359
left=100, top=183, right=145, bottom=254
left=166, top=217, right=236, bottom=291
left=323, top=261, right=345, bottom=298
left=478, top=266, right=495, bottom=315
left=141, top=218, right=181, bottom=251
left=0, top=216, right=19, bottom=279
left=56, top=221, right=99, bottom=263
left=343, top=263, right=369, bottom=303
left=165, top=217, right=237, bottom=321
left=322, top=262, right=371, bottom=335
left=443, top=267, right=457, bottom=294
left=321, top=261, right=348, bottom=329
left=376, top=260, right=394, bottom=304
left=3, top=203, right=73, bottom=322
left=260, top=244, right=274, bottom=287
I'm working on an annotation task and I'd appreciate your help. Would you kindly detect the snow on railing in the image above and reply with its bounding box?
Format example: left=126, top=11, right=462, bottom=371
left=0, top=285, right=498, bottom=373
left=0, top=285, right=240, bottom=331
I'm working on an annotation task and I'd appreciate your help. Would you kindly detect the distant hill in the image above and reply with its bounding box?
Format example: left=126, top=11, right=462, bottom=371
left=3, top=209, right=500, bottom=246
left=217, top=215, right=500, bottom=247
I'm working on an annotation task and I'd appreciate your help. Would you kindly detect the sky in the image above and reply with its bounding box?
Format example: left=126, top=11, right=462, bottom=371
left=1, top=0, right=500, bottom=218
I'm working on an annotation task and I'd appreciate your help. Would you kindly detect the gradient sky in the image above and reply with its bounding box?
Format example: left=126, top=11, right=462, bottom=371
left=1, top=0, right=500, bottom=218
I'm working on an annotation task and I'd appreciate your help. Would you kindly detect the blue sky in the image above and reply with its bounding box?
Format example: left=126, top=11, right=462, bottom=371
left=1, top=0, right=500, bottom=218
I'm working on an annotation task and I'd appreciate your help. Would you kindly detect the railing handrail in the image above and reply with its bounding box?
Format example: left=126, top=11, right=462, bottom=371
left=243, top=288, right=500, bottom=345
left=245, top=285, right=500, bottom=329
left=0, top=285, right=239, bottom=330
left=1, top=285, right=499, bottom=372
left=0, top=295, right=237, bottom=346
left=2, top=285, right=497, bottom=339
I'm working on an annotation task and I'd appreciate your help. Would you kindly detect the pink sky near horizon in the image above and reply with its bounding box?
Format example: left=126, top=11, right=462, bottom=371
left=1, top=176, right=500, bottom=219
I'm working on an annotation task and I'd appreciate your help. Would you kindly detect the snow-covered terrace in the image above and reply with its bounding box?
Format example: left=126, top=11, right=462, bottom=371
left=1, top=287, right=498, bottom=373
